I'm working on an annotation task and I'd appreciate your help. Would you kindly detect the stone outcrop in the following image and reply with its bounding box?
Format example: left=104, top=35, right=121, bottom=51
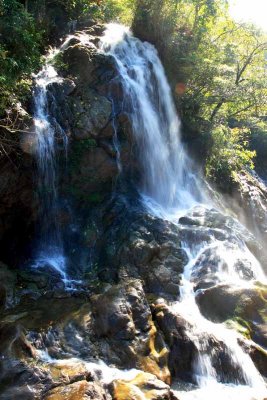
left=232, top=171, right=267, bottom=247
left=91, top=280, right=170, bottom=383
left=112, top=372, right=177, bottom=400
left=97, top=200, right=187, bottom=299
left=44, top=380, right=110, bottom=400
left=196, top=283, right=267, bottom=349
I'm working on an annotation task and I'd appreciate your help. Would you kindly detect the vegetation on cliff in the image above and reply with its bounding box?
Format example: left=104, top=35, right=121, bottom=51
left=133, top=0, right=267, bottom=186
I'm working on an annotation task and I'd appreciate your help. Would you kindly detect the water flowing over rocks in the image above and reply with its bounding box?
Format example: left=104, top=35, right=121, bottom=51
left=0, top=23, right=266, bottom=400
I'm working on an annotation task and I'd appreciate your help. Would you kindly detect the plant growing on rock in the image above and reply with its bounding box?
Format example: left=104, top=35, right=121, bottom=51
left=206, top=125, right=256, bottom=190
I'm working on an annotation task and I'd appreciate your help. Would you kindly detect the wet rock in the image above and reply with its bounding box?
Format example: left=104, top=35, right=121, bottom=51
left=70, top=88, right=111, bottom=140
left=248, top=343, right=267, bottom=377
left=152, top=302, right=197, bottom=382
left=62, top=43, right=98, bottom=84
left=190, top=244, right=258, bottom=291
left=91, top=279, right=170, bottom=383
left=179, top=206, right=259, bottom=251
left=112, top=372, right=173, bottom=400
left=0, top=279, right=171, bottom=385
left=92, top=282, right=140, bottom=341
left=196, top=283, right=267, bottom=347
left=44, top=380, right=109, bottom=400
left=49, top=79, right=76, bottom=99
left=152, top=301, right=247, bottom=384
left=67, top=143, right=118, bottom=202
left=178, top=205, right=264, bottom=291
left=99, top=121, right=114, bottom=139
left=0, top=358, right=50, bottom=400
left=17, top=266, right=64, bottom=293
left=47, top=361, right=92, bottom=386
left=98, top=202, right=186, bottom=299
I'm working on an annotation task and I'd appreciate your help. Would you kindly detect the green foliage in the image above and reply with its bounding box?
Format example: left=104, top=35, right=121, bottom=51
left=0, top=0, right=266, bottom=186
left=206, top=125, right=256, bottom=189
left=43, top=0, right=135, bottom=24
left=0, top=0, right=42, bottom=76
left=51, top=52, right=68, bottom=72
left=133, top=0, right=267, bottom=185
left=102, top=0, right=135, bottom=24
left=0, top=0, right=136, bottom=118
left=226, top=317, right=252, bottom=339
left=0, top=0, right=43, bottom=115
left=55, top=0, right=104, bottom=21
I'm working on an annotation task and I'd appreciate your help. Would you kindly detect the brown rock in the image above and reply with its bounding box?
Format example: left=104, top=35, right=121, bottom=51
left=44, top=380, right=108, bottom=400
left=112, top=372, right=172, bottom=400
left=196, top=283, right=267, bottom=347
left=91, top=280, right=170, bottom=383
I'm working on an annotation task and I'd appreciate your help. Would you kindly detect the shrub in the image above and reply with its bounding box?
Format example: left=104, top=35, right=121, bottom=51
left=206, top=125, right=256, bottom=190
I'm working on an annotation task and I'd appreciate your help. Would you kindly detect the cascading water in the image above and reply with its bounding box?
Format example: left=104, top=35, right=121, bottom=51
left=33, top=58, right=68, bottom=281
left=100, top=24, right=267, bottom=399
left=32, top=31, right=100, bottom=286
left=100, top=24, right=206, bottom=215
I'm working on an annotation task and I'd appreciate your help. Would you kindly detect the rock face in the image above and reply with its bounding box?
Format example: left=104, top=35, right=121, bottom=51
left=0, top=279, right=170, bottom=398
left=232, top=171, right=267, bottom=247
left=112, top=372, right=175, bottom=400
left=196, top=283, right=267, bottom=348
left=91, top=280, right=170, bottom=383
left=97, top=200, right=187, bottom=300
left=47, top=34, right=119, bottom=206
left=44, top=380, right=109, bottom=400
left=0, top=155, right=37, bottom=266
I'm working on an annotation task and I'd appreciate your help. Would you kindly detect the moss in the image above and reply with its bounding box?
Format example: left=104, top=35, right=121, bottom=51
left=51, top=52, right=68, bottom=72
left=226, top=316, right=252, bottom=340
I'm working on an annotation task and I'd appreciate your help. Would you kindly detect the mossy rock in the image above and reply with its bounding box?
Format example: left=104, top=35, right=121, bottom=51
left=196, top=283, right=267, bottom=347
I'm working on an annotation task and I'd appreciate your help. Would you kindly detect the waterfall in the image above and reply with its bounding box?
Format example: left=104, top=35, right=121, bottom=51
left=100, top=24, right=266, bottom=399
left=33, top=59, right=68, bottom=281
left=100, top=24, right=206, bottom=215
left=32, top=32, right=98, bottom=284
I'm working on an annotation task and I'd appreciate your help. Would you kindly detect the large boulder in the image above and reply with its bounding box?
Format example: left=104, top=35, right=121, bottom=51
left=152, top=301, right=197, bottom=382
left=112, top=372, right=176, bottom=400
left=44, top=380, right=109, bottom=400
left=196, top=283, right=267, bottom=349
left=152, top=300, right=252, bottom=384
left=97, top=200, right=187, bottom=300
left=91, top=279, right=170, bottom=383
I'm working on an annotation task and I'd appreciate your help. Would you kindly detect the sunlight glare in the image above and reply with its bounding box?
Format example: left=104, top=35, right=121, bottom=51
left=229, top=0, right=267, bottom=31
